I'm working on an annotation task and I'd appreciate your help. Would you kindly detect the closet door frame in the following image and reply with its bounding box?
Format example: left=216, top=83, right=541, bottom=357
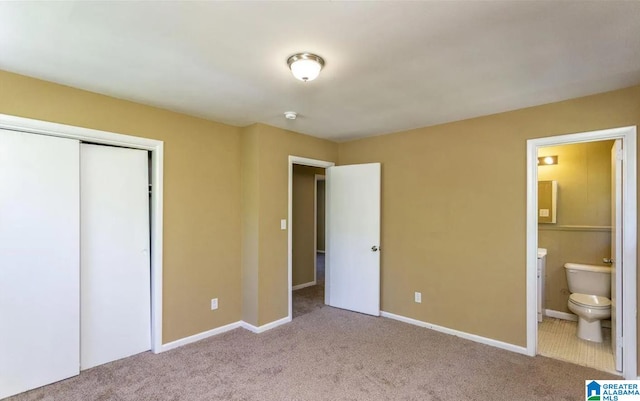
left=0, top=113, right=165, bottom=353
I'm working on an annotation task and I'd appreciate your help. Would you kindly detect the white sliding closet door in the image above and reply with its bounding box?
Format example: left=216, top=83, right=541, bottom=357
left=80, top=143, right=151, bottom=370
left=0, top=130, right=80, bottom=399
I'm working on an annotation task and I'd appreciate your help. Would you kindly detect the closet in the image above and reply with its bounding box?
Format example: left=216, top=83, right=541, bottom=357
left=0, top=129, right=151, bottom=398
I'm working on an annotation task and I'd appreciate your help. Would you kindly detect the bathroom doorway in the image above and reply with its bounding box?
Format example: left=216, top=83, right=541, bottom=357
left=537, top=140, right=616, bottom=373
left=526, top=126, right=637, bottom=379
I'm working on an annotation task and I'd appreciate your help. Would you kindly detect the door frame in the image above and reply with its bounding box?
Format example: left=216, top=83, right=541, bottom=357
left=288, top=156, right=334, bottom=319
left=0, top=113, right=164, bottom=354
left=526, top=126, right=637, bottom=379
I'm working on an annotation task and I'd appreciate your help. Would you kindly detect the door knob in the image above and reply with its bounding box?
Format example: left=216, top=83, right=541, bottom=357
left=603, top=258, right=613, bottom=264
left=371, top=246, right=379, bottom=252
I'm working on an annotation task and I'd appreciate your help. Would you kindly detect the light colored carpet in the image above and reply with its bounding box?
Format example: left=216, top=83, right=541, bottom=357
left=538, top=317, right=615, bottom=374
left=292, top=252, right=325, bottom=318
left=8, top=305, right=618, bottom=401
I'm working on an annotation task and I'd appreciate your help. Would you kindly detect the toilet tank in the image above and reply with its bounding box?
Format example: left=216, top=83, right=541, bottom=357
left=564, top=263, right=611, bottom=297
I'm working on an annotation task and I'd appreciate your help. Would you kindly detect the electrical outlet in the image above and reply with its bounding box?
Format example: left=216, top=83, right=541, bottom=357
left=211, top=298, right=218, bottom=310
left=414, top=292, right=422, bottom=303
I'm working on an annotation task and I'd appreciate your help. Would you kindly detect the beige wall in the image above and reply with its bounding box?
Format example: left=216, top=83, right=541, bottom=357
left=337, top=85, right=640, bottom=348
left=0, top=69, right=339, bottom=336
left=292, top=165, right=325, bottom=287
left=317, top=180, right=326, bottom=252
left=537, top=181, right=556, bottom=224
left=0, top=70, right=243, bottom=343
left=241, top=124, right=338, bottom=326
left=241, top=125, right=260, bottom=326
left=538, top=141, right=613, bottom=313
left=4, top=67, right=640, bottom=370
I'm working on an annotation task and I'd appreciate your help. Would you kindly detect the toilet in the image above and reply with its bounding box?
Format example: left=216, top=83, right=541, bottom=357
left=564, top=262, right=612, bottom=343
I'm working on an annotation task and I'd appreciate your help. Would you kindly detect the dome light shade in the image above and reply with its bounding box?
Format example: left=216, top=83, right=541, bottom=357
left=287, top=53, right=325, bottom=82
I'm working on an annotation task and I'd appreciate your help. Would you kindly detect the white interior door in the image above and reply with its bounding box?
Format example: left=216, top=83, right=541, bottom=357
left=0, top=130, right=80, bottom=398
left=611, top=139, right=623, bottom=372
left=326, top=163, right=380, bottom=316
left=80, top=143, right=151, bottom=370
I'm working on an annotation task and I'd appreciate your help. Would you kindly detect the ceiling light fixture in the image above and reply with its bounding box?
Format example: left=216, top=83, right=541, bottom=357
left=537, top=155, right=558, bottom=165
left=287, top=53, right=325, bottom=82
left=284, top=111, right=297, bottom=120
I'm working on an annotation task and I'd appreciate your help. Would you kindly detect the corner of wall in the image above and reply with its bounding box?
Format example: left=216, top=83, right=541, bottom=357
left=240, top=125, right=260, bottom=326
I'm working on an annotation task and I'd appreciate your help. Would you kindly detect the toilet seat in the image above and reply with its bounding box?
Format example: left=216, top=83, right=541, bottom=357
left=569, top=293, right=611, bottom=309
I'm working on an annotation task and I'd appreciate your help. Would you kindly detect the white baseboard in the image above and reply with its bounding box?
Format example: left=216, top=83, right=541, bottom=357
left=159, top=315, right=294, bottom=352
left=544, top=308, right=611, bottom=328
left=159, top=320, right=243, bottom=353
left=241, top=316, right=292, bottom=334
left=545, top=309, right=578, bottom=322
left=292, top=281, right=316, bottom=291
left=317, top=250, right=325, bottom=253
left=380, top=311, right=528, bottom=356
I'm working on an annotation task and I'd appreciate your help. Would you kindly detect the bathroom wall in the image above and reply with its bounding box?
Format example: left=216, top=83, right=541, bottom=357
left=538, top=140, right=614, bottom=313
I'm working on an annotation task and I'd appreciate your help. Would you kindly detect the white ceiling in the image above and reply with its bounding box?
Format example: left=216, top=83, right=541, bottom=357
left=1, top=2, right=639, bottom=142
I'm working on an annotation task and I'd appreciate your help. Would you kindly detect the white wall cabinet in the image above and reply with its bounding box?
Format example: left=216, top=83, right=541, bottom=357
left=0, top=131, right=151, bottom=399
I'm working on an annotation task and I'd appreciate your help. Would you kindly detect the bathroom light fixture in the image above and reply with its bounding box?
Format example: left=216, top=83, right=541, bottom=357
left=537, top=155, right=558, bottom=166
left=287, top=53, right=325, bottom=82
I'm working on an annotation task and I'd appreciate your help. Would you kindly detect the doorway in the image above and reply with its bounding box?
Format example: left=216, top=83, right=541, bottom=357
left=526, top=126, right=637, bottom=379
left=291, top=166, right=326, bottom=318
left=287, top=156, right=334, bottom=320
left=287, top=157, right=382, bottom=321
left=536, top=140, right=615, bottom=373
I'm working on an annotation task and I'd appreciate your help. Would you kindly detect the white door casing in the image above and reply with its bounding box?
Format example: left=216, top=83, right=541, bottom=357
left=326, top=163, right=381, bottom=316
left=611, top=139, right=623, bottom=372
left=0, top=130, right=80, bottom=399
left=80, top=144, right=151, bottom=369
left=527, top=126, right=636, bottom=379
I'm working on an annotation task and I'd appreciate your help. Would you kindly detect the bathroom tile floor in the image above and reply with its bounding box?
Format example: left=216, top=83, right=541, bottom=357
left=538, top=317, right=616, bottom=374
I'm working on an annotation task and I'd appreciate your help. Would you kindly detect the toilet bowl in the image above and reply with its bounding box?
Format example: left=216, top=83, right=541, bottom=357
left=567, top=293, right=611, bottom=342
left=564, top=263, right=612, bottom=343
